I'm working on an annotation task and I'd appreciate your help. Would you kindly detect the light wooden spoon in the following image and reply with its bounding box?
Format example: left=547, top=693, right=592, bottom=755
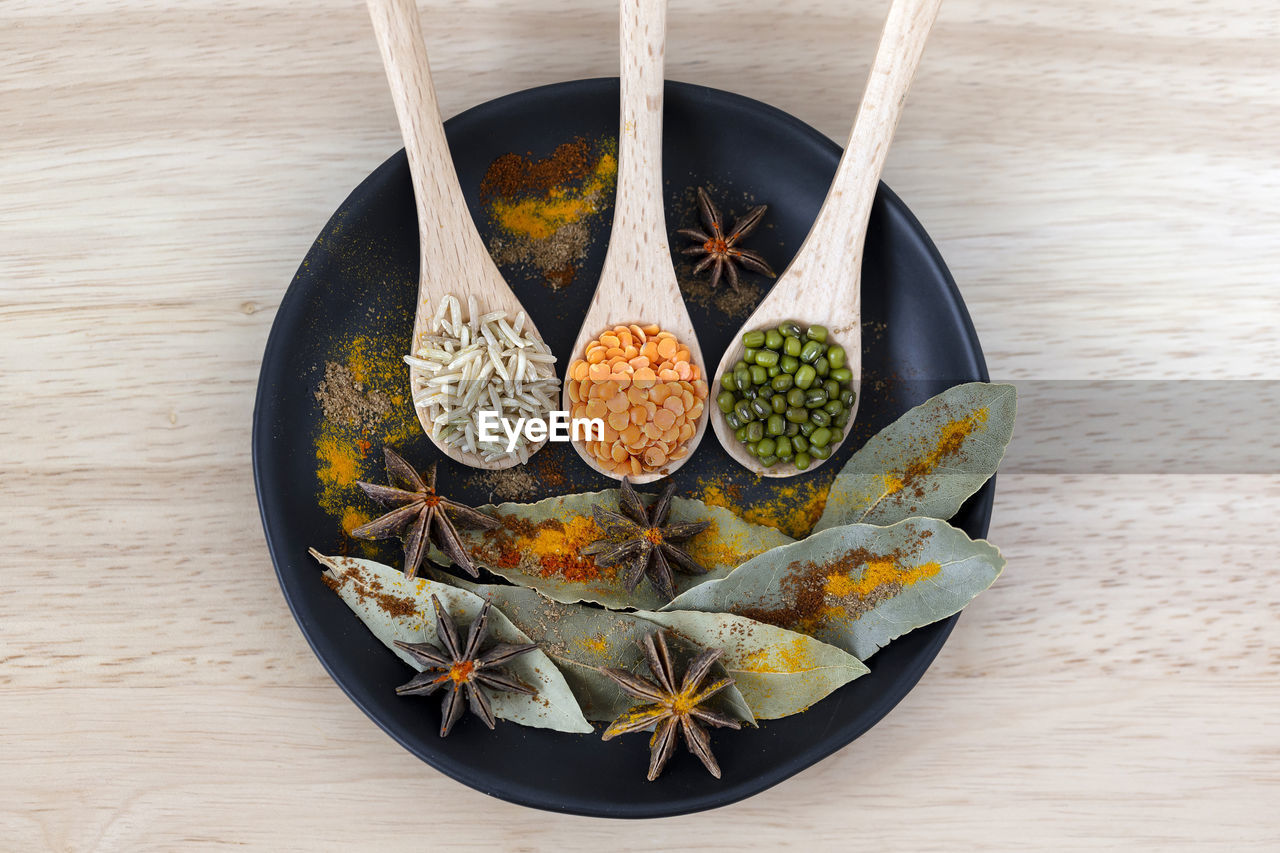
left=712, top=0, right=943, bottom=478
left=563, top=0, right=707, bottom=485
left=367, top=0, right=551, bottom=469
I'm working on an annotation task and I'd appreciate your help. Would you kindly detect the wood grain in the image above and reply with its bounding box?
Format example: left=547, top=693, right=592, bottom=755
left=369, top=0, right=554, bottom=468
left=1, top=0, right=1277, bottom=849
left=565, top=0, right=709, bottom=483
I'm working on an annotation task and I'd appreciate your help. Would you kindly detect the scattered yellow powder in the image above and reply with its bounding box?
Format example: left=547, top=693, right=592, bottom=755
left=738, top=636, right=817, bottom=674
left=878, top=473, right=904, bottom=495
left=681, top=520, right=761, bottom=569
left=317, top=436, right=360, bottom=490
left=489, top=149, right=617, bottom=241
left=340, top=507, right=372, bottom=535
left=884, top=407, right=990, bottom=500
left=314, top=331, right=422, bottom=541
left=343, top=334, right=411, bottom=412
left=824, top=559, right=942, bottom=599
left=826, top=405, right=995, bottom=524
left=480, top=514, right=614, bottom=583
left=516, top=515, right=601, bottom=561
left=698, top=476, right=832, bottom=540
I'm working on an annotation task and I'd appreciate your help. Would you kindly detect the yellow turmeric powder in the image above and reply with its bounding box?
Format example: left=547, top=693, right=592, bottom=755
left=882, top=407, right=990, bottom=500
left=824, top=559, right=941, bottom=599
left=488, top=146, right=617, bottom=240
left=698, top=475, right=832, bottom=540
left=313, top=331, right=421, bottom=554
left=738, top=635, right=819, bottom=674
left=481, top=137, right=618, bottom=288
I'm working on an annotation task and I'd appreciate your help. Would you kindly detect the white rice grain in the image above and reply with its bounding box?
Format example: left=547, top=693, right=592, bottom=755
left=403, top=296, right=557, bottom=464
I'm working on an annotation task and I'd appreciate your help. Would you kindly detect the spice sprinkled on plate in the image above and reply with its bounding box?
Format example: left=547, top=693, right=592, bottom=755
left=315, top=360, right=391, bottom=430
left=481, top=137, right=618, bottom=289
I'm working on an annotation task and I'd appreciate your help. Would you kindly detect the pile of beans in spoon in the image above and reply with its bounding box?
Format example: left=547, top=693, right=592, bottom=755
left=716, top=322, right=856, bottom=470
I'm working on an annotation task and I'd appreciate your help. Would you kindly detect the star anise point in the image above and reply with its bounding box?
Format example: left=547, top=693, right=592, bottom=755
left=351, top=446, right=498, bottom=579
left=601, top=630, right=741, bottom=781
left=584, top=478, right=711, bottom=601
left=679, top=187, right=777, bottom=293
left=395, top=594, right=537, bottom=737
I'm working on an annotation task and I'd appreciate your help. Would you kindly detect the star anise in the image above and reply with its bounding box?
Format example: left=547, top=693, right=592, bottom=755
left=351, top=446, right=499, bottom=578
left=601, top=630, right=742, bottom=780
left=394, top=595, right=538, bottom=737
left=581, top=477, right=711, bottom=601
left=677, top=186, right=776, bottom=292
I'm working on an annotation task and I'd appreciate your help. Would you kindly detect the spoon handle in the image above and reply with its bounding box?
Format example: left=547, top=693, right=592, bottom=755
left=366, top=0, right=496, bottom=307
left=600, top=0, right=674, bottom=292
left=785, top=0, right=942, bottom=292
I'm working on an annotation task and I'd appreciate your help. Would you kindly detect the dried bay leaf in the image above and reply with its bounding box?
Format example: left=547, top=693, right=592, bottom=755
left=435, top=573, right=863, bottom=720
left=431, top=490, right=793, bottom=611
left=310, top=551, right=593, bottom=734
left=633, top=610, right=868, bottom=719
left=427, top=572, right=756, bottom=725
left=816, top=382, right=1017, bottom=530
left=662, top=518, right=1005, bottom=660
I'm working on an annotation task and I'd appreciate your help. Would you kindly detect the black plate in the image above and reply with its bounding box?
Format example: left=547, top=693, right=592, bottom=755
left=253, top=78, right=991, bottom=818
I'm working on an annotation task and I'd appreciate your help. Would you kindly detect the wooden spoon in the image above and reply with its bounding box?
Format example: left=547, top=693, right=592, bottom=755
left=712, top=0, right=943, bottom=478
left=563, top=0, right=708, bottom=485
left=367, top=0, right=552, bottom=469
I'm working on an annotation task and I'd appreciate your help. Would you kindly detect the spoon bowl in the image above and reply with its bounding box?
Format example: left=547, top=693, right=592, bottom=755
left=713, top=0, right=942, bottom=477
left=368, top=0, right=553, bottom=469
left=564, top=0, right=708, bottom=484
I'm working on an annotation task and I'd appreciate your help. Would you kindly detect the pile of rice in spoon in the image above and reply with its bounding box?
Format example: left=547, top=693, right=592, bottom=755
left=404, top=294, right=557, bottom=465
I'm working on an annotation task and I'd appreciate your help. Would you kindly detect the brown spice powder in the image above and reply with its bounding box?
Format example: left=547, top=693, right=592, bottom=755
left=489, top=219, right=590, bottom=291
left=480, top=139, right=594, bottom=199
left=734, top=529, right=934, bottom=631
left=466, top=447, right=570, bottom=502
left=471, top=466, right=541, bottom=502
left=677, top=270, right=762, bottom=321
left=325, top=567, right=418, bottom=618
left=315, top=360, right=391, bottom=431
left=480, top=136, right=616, bottom=289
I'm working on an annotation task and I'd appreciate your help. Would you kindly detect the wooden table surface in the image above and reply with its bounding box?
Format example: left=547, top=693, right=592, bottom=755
left=3, top=0, right=1277, bottom=848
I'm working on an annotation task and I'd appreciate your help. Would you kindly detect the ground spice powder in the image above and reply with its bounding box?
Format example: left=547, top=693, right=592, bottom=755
left=885, top=407, right=990, bottom=500
left=737, top=634, right=819, bottom=675
left=324, top=564, right=419, bottom=619
left=313, top=332, right=421, bottom=555
left=734, top=528, right=936, bottom=633
left=476, top=514, right=616, bottom=583
left=315, top=360, right=391, bottom=430
left=466, top=446, right=571, bottom=502
left=698, top=475, right=833, bottom=540
left=681, top=519, right=770, bottom=569
left=481, top=136, right=617, bottom=289
left=480, top=138, right=595, bottom=198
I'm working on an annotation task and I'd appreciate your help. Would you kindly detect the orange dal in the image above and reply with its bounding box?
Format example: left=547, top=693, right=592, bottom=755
left=567, top=323, right=708, bottom=476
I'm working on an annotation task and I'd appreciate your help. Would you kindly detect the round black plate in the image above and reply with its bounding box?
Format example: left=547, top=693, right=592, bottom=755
left=254, top=78, right=991, bottom=818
